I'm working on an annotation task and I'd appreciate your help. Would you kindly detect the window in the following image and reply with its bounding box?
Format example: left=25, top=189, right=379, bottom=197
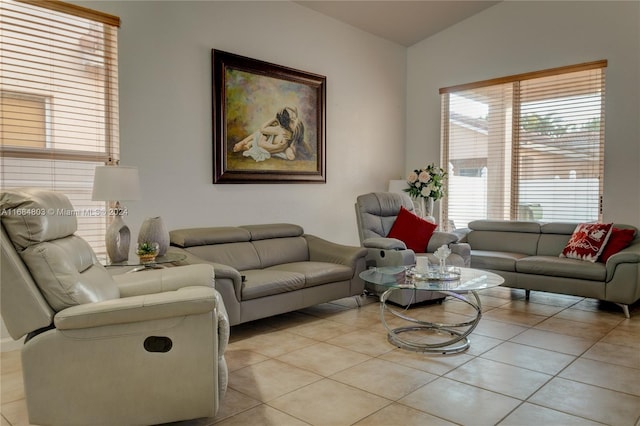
left=0, top=0, right=120, bottom=257
left=440, top=61, right=606, bottom=229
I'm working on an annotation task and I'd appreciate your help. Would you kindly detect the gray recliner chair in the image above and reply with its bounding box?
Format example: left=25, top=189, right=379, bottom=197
left=355, top=192, right=471, bottom=305
left=1, top=188, right=229, bottom=425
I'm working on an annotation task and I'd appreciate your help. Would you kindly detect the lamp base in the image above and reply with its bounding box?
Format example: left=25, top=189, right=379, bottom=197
left=106, top=214, right=130, bottom=263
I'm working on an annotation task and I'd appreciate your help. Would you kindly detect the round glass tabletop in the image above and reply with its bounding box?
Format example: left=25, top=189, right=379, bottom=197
left=359, top=266, right=504, bottom=292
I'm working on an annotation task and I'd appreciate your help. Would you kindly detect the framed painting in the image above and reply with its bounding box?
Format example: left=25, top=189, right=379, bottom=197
left=212, top=50, right=326, bottom=183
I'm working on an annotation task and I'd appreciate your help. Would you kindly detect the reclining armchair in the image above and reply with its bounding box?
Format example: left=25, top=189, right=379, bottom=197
left=355, top=192, right=471, bottom=305
left=1, top=188, right=229, bottom=425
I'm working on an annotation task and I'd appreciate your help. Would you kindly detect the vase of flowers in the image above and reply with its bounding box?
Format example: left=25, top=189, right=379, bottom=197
left=404, top=163, right=447, bottom=218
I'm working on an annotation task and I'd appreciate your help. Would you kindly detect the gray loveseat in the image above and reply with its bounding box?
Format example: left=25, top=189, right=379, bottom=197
left=169, top=223, right=368, bottom=325
left=461, top=220, right=640, bottom=317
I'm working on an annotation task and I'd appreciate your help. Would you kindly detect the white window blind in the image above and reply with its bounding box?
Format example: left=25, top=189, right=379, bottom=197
left=0, top=0, right=120, bottom=257
left=440, top=61, right=606, bottom=230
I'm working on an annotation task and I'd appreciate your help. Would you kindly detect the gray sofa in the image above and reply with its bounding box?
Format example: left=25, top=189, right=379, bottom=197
left=461, top=220, right=640, bottom=317
left=169, top=223, right=368, bottom=326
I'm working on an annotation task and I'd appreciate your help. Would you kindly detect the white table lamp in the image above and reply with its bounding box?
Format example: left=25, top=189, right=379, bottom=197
left=92, top=165, right=141, bottom=263
left=388, top=179, right=408, bottom=194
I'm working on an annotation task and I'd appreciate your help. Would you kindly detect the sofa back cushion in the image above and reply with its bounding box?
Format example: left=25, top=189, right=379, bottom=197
left=242, top=224, right=309, bottom=267
left=537, top=223, right=578, bottom=256
left=467, top=220, right=540, bottom=255
left=172, top=224, right=309, bottom=271
left=253, top=237, right=309, bottom=268
left=186, top=242, right=261, bottom=271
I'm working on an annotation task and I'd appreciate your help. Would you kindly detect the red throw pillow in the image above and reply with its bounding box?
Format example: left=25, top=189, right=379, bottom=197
left=599, top=227, right=635, bottom=263
left=387, top=206, right=437, bottom=253
left=560, top=223, right=613, bottom=262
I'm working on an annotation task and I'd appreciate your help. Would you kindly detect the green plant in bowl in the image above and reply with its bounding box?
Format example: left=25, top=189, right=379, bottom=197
left=136, top=242, right=159, bottom=263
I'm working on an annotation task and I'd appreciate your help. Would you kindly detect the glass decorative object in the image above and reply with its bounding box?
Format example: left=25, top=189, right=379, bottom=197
left=434, top=245, right=452, bottom=275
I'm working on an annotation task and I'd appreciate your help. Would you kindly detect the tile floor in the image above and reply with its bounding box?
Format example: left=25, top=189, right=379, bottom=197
left=2, top=287, right=640, bottom=426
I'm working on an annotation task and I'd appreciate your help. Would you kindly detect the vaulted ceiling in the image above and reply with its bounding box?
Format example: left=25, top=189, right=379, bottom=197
left=295, top=1, right=500, bottom=46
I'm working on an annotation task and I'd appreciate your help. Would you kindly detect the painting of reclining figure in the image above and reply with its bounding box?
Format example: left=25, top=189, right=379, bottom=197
left=213, top=50, right=326, bottom=183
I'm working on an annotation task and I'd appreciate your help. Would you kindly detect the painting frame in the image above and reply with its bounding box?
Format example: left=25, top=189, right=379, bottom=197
left=212, top=50, right=326, bottom=183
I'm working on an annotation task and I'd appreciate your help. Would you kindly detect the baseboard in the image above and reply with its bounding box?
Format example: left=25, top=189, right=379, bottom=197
left=1, top=336, right=23, bottom=352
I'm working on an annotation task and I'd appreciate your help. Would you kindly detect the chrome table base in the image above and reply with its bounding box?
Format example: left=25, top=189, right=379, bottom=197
left=380, top=288, right=482, bottom=354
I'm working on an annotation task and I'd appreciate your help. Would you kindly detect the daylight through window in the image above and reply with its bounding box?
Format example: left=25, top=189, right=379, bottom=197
left=440, top=61, right=606, bottom=230
left=0, top=0, right=120, bottom=257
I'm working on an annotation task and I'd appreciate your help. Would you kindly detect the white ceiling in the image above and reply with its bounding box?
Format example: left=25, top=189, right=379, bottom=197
left=295, top=1, right=500, bottom=46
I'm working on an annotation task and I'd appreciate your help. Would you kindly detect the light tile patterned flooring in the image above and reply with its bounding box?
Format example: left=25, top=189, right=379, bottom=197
left=2, top=287, right=640, bottom=425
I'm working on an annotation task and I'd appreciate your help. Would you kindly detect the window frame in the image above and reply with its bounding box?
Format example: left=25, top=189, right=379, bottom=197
left=439, top=60, right=607, bottom=229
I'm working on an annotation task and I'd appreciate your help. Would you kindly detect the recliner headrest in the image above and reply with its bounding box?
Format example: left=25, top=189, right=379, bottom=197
left=0, top=188, right=78, bottom=250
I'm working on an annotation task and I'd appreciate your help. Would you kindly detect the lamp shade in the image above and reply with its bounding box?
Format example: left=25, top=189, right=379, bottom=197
left=388, top=179, right=408, bottom=194
left=92, top=166, right=141, bottom=201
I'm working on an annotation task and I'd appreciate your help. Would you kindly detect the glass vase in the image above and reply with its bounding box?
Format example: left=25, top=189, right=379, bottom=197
left=414, top=197, right=434, bottom=219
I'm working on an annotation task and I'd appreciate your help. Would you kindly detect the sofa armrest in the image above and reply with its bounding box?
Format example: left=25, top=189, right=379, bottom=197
left=605, top=241, right=640, bottom=281
left=113, top=264, right=215, bottom=297
left=363, top=237, right=407, bottom=250
left=304, top=234, right=368, bottom=268
left=426, top=231, right=460, bottom=253
left=54, top=286, right=218, bottom=330
left=365, top=247, right=416, bottom=267
left=452, top=228, right=471, bottom=243
left=166, top=246, right=244, bottom=301
left=450, top=243, right=471, bottom=267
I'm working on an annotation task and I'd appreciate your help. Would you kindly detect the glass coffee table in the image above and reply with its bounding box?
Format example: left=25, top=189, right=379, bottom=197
left=360, top=266, right=504, bottom=354
left=106, top=252, right=186, bottom=272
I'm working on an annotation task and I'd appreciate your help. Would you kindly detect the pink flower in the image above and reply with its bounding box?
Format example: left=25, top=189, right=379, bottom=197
left=407, top=172, right=418, bottom=183
left=418, top=171, right=430, bottom=183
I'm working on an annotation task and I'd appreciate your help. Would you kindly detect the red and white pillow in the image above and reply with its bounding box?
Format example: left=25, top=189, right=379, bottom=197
left=560, top=223, right=613, bottom=262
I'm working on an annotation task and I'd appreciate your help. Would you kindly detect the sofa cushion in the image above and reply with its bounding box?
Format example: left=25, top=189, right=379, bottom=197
left=387, top=206, right=437, bottom=252
left=517, top=256, right=606, bottom=281
left=252, top=237, right=309, bottom=268
left=560, top=223, right=613, bottom=262
left=170, top=227, right=250, bottom=248
left=537, top=233, right=572, bottom=256
left=470, top=250, right=528, bottom=272
left=467, top=231, right=540, bottom=256
left=186, top=242, right=261, bottom=271
left=241, top=270, right=305, bottom=300
left=268, top=261, right=353, bottom=288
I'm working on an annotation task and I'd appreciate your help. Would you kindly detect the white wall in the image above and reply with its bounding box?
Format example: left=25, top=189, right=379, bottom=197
left=407, top=1, right=640, bottom=226
left=83, top=1, right=407, bottom=246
